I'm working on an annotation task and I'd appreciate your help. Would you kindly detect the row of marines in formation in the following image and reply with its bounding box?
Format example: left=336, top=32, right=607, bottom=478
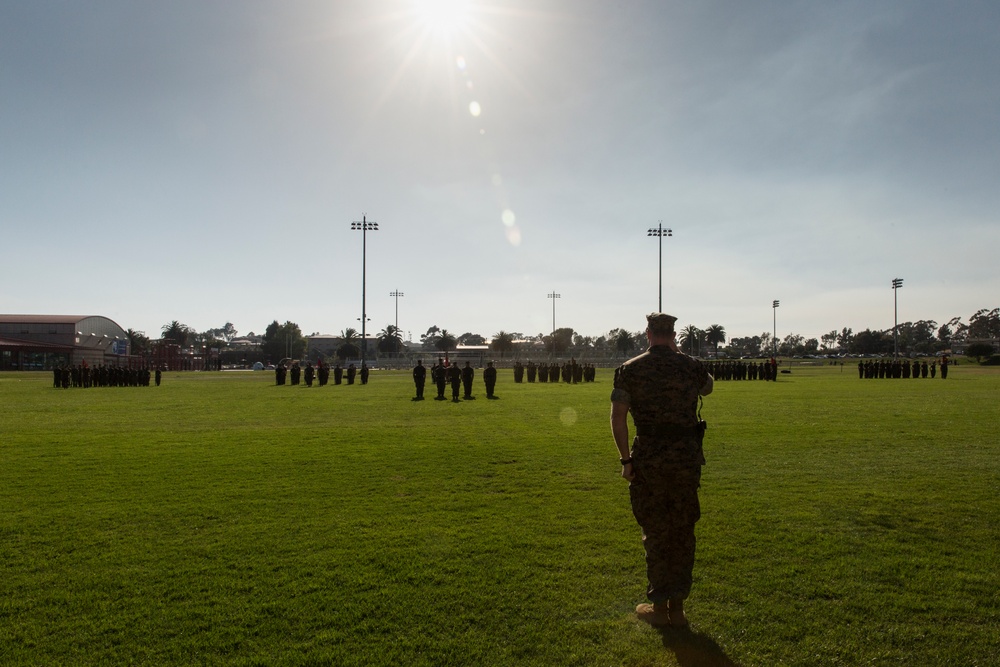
left=413, top=359, right=499, bottom=401
left=275, top=361, right=369, bottom=386
left=704, top=358, right=780, bottom=381
left=511, top=359, right=598, bottom=383
left=53, top=364, right=162, bottom=388
left=858, top=357, right=950, bottom=379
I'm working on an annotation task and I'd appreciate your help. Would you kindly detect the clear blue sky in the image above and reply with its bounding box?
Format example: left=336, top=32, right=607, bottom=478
left=3, top=0, right=998, bottom=344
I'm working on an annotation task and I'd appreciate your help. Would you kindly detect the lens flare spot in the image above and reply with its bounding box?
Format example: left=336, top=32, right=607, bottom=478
left=506, top=226, right=521, bottom=247
left=501, top=209, right=516, bottom=227
left=456, top=56, right=466, bottom=70
left=492, top=174, right=503, bottom=186
left=559, top=407, right=578, bottom=426
left=469, top=101, right=481, bottom=117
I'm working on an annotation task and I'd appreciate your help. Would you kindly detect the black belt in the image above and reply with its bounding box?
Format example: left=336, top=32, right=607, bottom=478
left=634, top=423, right=705, bottom=439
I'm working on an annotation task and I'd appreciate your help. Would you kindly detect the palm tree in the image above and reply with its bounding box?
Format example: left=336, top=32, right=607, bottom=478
left=491, top=331, right=515, bottom=358
left=705, top=324, right=726, bottom=358
left=613, top=328, right=635, bottom=357
left=435, top=329, right=456, bottom=353
left=161, top=321, right=191, bottom=347
left=377, top=324, right=404, bottom=358
left=337, top=328, right=361, bottom=360
left=678, top=325, right=704, bottom=356
left=126, top=328, right=150, bottom=355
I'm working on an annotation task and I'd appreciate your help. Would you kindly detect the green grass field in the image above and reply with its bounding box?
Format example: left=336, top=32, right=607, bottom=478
left=2, top=364, right=998, bottom=666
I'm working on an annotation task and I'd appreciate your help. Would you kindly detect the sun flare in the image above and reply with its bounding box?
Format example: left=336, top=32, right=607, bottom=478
left=411, top=0, right=470, bottom=35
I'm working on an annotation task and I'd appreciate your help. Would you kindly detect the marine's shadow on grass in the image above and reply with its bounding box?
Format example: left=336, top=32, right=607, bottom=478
left=657, top=627, right=742, bottom=667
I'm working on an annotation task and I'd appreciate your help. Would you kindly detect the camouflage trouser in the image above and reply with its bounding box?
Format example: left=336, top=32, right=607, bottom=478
left=629, top=438, right=702, bottom=603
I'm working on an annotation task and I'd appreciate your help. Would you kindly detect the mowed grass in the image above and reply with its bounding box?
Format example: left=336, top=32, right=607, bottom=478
left=1, top=363, right=998, bottom=666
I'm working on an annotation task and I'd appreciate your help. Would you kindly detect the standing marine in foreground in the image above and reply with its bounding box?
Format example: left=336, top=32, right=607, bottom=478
left=611, top=312, right=714, bottom=628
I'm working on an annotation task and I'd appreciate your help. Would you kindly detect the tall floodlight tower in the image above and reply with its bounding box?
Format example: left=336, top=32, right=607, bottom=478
left=892, top=278, right=904, bottom=358
left=647, top=223, right=672, bottom=312
left=390, top=290, right=404, bottom=330
left=351, top=215, right=379, bottom=364
left=547, top=291, right=562, bottom=357
left=772, top=300, right=780, bottom=357
left=547, top=291, right=561, bottom=334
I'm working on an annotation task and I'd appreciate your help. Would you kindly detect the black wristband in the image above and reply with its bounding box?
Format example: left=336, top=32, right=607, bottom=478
left=620, top=457, right=633, bottom=465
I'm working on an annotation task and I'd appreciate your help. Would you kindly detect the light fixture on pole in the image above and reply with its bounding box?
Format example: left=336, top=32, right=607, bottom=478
left=772, top=300, right=780, bottom=357
left=547, top=291, right=561, bottom=333
left=892, top=278, right=903, bottom=358
left=647, top=223, right=672, bottom=312
left=390, top=290, right=404, bottom=330
left=351, top=215, right=379, bottom=364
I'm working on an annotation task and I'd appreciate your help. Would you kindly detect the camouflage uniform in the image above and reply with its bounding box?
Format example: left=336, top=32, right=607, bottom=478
left=447, top=364, right=462, bottom=401
left=483, top=362, right=497, bottom=398
left=612, top=343, right=710, bottom=604
left=413, top=360, right=427, bottom=399
left=462, top=362, right=475, bottom=399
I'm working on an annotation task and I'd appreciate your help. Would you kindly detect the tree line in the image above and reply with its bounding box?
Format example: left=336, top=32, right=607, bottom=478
left=122, top=307, right=998, bottom=364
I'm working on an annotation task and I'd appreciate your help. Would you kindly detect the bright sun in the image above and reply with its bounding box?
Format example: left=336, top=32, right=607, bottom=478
left=412, top=0, right=470, bottom=35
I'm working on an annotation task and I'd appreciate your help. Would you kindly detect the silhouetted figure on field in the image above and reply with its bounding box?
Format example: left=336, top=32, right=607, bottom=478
left=462, top=361, right=475, bottom=400
left=448, top=363, right=462, bottom=402
left=412, top=360, right=426, bottom=400
left=484, top=361, right=498, bottom=399
left=433, top=358, right=447, bottom=400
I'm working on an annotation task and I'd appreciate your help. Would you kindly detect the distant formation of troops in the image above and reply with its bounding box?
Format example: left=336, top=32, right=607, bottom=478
left=858, top=357, right=949, bottom=379
left=706, top=358, right=779, bottom=381
left=414, top=358, right=500, bottom=401
left=511, top=359, right=597, bottom=384
left=274, top=360, right=369, bottom=386
left=425, top=358, right=475, bottom=401
left=53, top=364, right=161, bottom=388
left=272, top=357, right=604, bottom=401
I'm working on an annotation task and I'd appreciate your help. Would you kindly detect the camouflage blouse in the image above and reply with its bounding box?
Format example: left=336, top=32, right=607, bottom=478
left=611, top=345, right=709, bottom=428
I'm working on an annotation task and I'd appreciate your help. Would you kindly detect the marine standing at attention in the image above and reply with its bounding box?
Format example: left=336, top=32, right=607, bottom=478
left=434, top=358, right=447, bottom=400
left=413, top=359, right=427, bottom=400
left=483, top=361, right=498, bottom=399
left=447, top=362, right=462, bottom=402
left=611, top=312, right=714, bottom=629
left=461, top=361, right=475, bottom=399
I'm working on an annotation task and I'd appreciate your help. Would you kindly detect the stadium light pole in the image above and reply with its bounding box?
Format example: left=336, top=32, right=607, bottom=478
left=772, top=300, right=780, bottom=357
left=351, top=215, right=379, bottom=364
left=647, top=223, right=672, bottom=312
left=390, top=290, right=404, bottom=330
left=548, top=291, right=561, bottom=333
left=892, top=278, right=903, bottom=358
